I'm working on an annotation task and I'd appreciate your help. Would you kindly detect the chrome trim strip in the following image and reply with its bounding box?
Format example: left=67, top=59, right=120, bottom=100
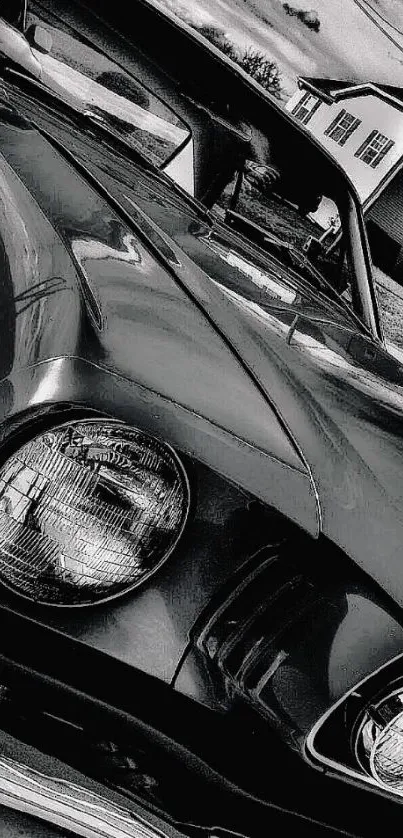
left=0, top=754, right=180, bottom=838
left=194, top=549, right=279, bottom=651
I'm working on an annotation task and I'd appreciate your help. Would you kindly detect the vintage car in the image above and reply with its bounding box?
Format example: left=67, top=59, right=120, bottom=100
left=0, top=1, right=403, bottom=836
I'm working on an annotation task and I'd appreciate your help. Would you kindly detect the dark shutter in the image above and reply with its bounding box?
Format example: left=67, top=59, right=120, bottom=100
left=324, top=109, right=346, bottom=136
left=354, top=129, right=377, bottom=158
left=292, top=91, right=309, bottom=115
left=372, top=138, right=394, bottom=168
left=303, top=99, right=321, bottom=124
left=338, top=116, right=361, bottom=146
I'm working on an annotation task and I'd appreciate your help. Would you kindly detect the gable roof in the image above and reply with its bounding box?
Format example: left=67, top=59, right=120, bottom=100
left=299, top=77, right=403, bottom=112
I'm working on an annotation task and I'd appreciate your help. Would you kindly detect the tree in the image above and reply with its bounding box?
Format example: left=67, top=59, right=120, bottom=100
left=195, top=26, right=283, bottom=99
left=196, top=24, right=238, bottom=60
left=238, top=49, right=282, bottom=98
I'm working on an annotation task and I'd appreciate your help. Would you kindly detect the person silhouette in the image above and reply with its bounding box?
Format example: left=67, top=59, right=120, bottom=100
left=1, top=0, right=26, bottom=29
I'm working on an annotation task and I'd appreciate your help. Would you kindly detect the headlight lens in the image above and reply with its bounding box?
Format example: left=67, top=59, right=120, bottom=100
left=355, top=689, right=403, bottom=793
left=0, top=419, right=189, bottom=606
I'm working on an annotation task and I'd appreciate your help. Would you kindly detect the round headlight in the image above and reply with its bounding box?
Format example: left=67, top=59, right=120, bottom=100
left=0, top=419, right=189, bottom=606
left=355, top=689, right=403, bottom=794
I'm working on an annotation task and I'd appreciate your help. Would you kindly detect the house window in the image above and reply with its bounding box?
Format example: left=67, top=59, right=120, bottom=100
left=354, top=130, right=395, bottom=168
left=324, top=109, right=361, bottom=146
left=292, top=91, right=321, bottom=124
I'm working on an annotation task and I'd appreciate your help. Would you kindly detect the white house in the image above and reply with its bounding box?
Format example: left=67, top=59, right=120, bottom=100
left=286, top=78, right=403, bottom=206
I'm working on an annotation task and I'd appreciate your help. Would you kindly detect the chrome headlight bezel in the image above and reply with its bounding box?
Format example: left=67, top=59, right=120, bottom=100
left=353, top=684, right=403, bottom=794
left=305, top=658, right=403, bottom=805
left=0, top=417, right=190, bottom=607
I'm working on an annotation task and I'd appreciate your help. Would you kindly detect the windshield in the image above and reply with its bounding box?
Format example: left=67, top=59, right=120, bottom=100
left=211, top=146, right=359, bottom=318
left=364, top=168, right=403, bottom=357
left=9, top=7, right=190, bottom=168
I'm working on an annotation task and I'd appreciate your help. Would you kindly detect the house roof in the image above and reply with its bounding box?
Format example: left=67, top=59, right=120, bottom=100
left=299, top=77, right=403, bottom=111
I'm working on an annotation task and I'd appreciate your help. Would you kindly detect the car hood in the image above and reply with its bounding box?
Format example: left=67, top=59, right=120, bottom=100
left=2, top=101, right=403, bottom=607
left=90, top=137, right=403, bottom=610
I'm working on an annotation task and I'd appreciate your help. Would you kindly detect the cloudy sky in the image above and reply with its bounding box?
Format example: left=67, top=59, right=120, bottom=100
left=158, top=0, right=403, bottom=99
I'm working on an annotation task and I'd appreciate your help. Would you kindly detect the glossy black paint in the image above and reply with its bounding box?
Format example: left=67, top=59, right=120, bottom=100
left=0, top=419, right=280, bottom=681
left=187, top=543, right=403, bottom=736
left=23, top=0, right=299, bottom=204
left=0, top=103, right=305, bottom=469
left=0, top=97, right=318, bottom=680
left=7, top=97, right=403, bottom=612
left=0, top=603, right=394, bottom=838
left=0, top=59, right=400, bottom=696
left=0, top=604, right=368, bottom=838
left=1, top=4, right=403, bottom=829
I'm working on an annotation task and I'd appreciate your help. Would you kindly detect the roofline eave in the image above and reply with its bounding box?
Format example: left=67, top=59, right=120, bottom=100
left=298, top=77, right=403, bottom=112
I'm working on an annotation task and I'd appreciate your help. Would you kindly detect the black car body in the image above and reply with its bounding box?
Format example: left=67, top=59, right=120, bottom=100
left=0, top=3, right=402, bottom=837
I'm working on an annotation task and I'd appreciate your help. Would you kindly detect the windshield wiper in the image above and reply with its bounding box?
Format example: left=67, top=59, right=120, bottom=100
left=0, top=64, right=213, bottom=225
left=283, top=244, right=370, bottom=333
left=224, top=208, right=368, bottom=331
left=285, top=245, right=336, bottom=292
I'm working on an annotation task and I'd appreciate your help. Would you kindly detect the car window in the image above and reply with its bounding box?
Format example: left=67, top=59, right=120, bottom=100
left=365, top=168, right=403, bottom=357
left=23, top=9, right=190, bottom=167
left=212, top=157, right=356, bottom=308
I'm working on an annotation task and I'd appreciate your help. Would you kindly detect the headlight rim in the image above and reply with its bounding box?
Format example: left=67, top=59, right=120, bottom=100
left=0, top=415, right=191, bottom=609
left=353, top=681, right=403, bottom=793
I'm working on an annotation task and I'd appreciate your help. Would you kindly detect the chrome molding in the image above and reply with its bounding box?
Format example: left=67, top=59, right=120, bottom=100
left=305, top=650, right=403, bottom=799
left=0, top=754, right=181, bottom=838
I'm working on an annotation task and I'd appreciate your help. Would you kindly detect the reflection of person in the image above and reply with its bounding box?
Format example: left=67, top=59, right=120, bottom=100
left=1, top=0, right=26, bottom=28
left=239, top=119, right=322, bottom=216
left=239, top=120, right=281, bottom=193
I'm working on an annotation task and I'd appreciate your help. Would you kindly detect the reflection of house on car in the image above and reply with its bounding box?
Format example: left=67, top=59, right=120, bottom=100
left=287, top=78, right=403, bottom=283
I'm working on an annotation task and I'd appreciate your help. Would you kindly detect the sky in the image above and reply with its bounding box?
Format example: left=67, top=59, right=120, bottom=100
left=156, top=0, right=403, bottom=99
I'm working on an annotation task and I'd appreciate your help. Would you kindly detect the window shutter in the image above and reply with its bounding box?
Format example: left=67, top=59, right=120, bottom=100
left=338, top=116, right=361, bottom=146
left=371, top=138, right=394, bottom=168
left=292, top=91, right=309, bottom=114
left=324, top=109, right=346, bottom=136
left=304, top=99, right=321, bottom=124
left=354, top=129, right=377, bottom=158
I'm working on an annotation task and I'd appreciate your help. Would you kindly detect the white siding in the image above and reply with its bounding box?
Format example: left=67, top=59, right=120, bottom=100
left=286, top=90, right=403, bottom=203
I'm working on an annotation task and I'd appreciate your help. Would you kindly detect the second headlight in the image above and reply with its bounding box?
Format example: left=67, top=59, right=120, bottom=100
left=354, top=687, right=403, bottom=794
